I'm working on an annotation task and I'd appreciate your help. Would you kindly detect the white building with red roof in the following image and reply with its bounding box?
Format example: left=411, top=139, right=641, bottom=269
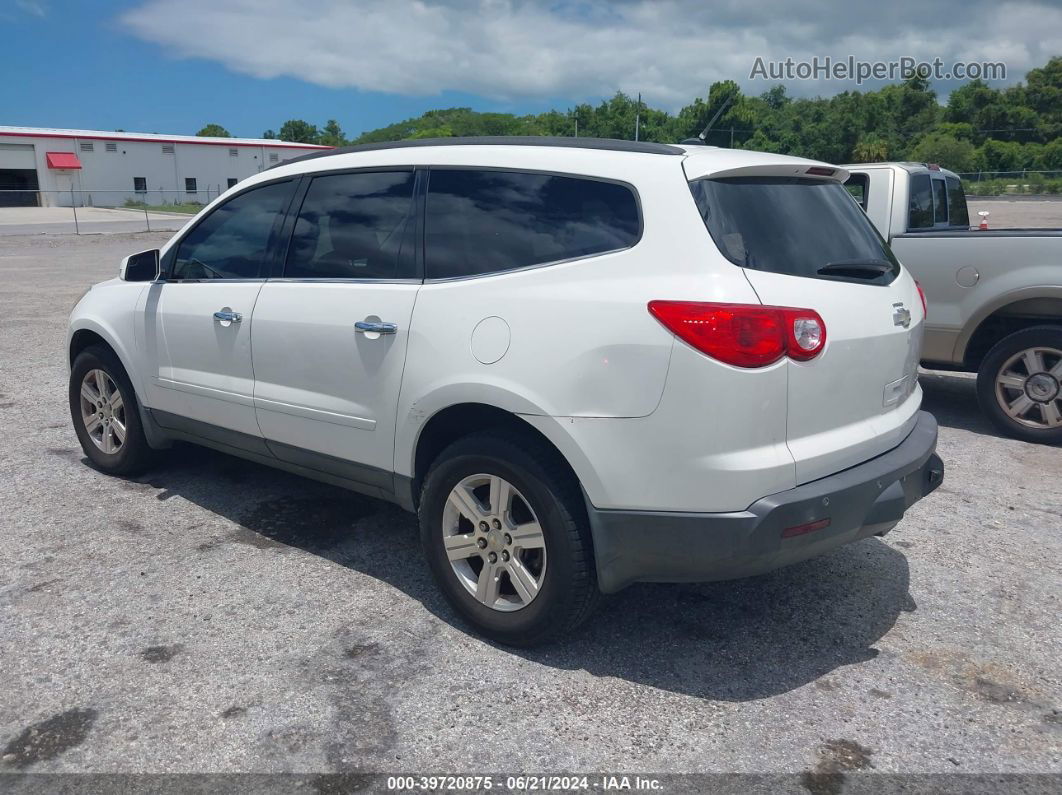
left=0, top=126, right=330, bottom=207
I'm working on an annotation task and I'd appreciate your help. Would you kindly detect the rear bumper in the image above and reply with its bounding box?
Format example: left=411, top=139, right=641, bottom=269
left=587, top=410, right=943, bottom=593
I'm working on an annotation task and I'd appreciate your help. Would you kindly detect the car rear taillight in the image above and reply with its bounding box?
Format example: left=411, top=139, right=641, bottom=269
left=786, top=312, right=826, bottom=361
left=915, top=281, right=928, bottom=316
left=647, top=301, right=827, bottom=368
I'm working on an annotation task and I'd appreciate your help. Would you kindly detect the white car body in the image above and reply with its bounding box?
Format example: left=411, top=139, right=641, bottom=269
left=69, top=138, right=942, bottom=597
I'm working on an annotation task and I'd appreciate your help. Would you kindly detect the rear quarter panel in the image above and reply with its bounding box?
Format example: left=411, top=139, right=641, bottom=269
left=393, top=153, right=767, bottom=494
left=890, top=234, right=1062, bottom=362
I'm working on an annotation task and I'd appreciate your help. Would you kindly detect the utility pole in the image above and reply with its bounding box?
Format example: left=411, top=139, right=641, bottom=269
left=635, top=92, right=641, bottom=142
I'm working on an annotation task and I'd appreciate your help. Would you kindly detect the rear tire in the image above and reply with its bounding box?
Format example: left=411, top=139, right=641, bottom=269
left=976, top=326, right=1062, bottom=445
left=69, top=345, right=154, bottom=476
left=418, top=430, right=600, bottom=646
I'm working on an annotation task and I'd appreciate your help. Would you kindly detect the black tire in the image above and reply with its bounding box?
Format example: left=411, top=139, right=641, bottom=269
left=976, top=325, right=1062, bottom=445
left=69, top=345, right=154, bottom=476
left=418, top=430, right=600, bottom=646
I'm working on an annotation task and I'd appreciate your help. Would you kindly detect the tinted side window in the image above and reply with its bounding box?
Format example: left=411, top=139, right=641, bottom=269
left=932, top=178, right=949, bottom=224
left=908, top=174, right=934, bottom=230
left=425, top=169, right=640, bottom=279
left=173, top=180, right=294, bottom=279
left=946, top=176, right=970, bottom=227
left=285, top=171, right=417, bottom=280
left=844, top=174, right=868, bottom=210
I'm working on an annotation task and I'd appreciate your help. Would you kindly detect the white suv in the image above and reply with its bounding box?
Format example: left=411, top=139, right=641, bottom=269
left=67, top=137, right=944, bottom=644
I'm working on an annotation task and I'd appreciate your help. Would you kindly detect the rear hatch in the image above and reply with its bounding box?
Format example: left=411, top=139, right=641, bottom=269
left=686, top=165, right=924, bottom=483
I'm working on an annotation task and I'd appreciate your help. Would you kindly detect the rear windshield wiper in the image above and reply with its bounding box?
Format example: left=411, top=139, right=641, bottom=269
left=817, top=259, right=893, bottom=279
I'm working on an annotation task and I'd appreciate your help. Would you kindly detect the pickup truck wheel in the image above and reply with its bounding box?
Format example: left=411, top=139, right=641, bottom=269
left=976, top=326, right=1062, bottom=444
left=418, top=431, right=599, bottom=646
left=69, top=345, right=153, bottom=475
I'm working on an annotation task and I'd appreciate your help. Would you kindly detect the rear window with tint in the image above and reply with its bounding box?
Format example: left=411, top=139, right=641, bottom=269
left=425, top=169, right=640, bottom=279
left=946, top=176, right=970, bottom=228
left=933, top=178, right=949, bottom=224
left=689, top=177, right=900, bottom=285
left=844, top=173, right=869, bottom=210
left=908, top=173, right=934, bottom=229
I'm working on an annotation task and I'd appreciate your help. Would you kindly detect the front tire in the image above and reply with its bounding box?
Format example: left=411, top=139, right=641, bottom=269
left=418, top=431, right=599, bottom=646
left=69, top=345, right=154, bottom=475
left=976, top=326, right=1062, bottom=444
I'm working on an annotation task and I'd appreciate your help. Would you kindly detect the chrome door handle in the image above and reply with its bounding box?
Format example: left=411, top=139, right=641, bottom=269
left=355, top=321, right=398, bottom=335
left=213, top=310, right=242, bottom=322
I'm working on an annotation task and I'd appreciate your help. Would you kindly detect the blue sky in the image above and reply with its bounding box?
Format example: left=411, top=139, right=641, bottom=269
left=2, top=0, right=1059, bottom=140
left=0, top=1, right=566, bottom=138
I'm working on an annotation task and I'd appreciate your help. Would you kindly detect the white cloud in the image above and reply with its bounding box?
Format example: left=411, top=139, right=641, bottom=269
left=120, top=0, right=1062, bottom=106
left=16, top=0, right=47, bottom=16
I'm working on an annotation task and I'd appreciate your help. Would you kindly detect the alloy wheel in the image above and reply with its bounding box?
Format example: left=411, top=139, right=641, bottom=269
left=80, top=369, right=126, bottom=453
left=994, top=346, right=1062, bottom=429
left=441, top=473, right=547, bottom=612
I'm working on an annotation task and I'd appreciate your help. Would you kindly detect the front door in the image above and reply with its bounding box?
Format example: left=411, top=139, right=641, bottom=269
left=250, top=169, right=419, bottom=491
left=139, top=178, right=296, bottom=439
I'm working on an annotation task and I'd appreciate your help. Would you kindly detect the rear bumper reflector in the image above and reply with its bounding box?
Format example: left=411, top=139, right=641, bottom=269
left=782, top=517, right=831, bottom=538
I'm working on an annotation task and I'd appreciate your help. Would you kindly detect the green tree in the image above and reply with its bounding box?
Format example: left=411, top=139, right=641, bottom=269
left=1023, top=56, right=1062, bottom=141
left=910, top=132, right=978, bottom=172
left=278, top=119, right=319, bottom=144
left=196, top=123, right=230, bottom=137
left=410, top=126, right=454, bottom=139
left=319, top=119, right=346, bottom=147
left=1040, top=138, right=1062, bottom=170
left=761, top=85, right=790, bottom=111
left=262, top=129, right=277, bottom=139
left=852, top=135, right=890, bottom=162
left=335, top=56, right=1061, bottom=170
left=979, top=139, right=1026, bottom=172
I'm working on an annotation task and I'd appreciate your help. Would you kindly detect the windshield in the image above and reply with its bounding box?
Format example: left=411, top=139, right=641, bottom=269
left=689, top=176, right=901, bottom=285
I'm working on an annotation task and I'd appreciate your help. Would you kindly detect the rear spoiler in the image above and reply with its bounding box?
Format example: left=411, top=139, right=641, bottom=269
left=681, top=150, right=849, bottom=183
left=696, top=163, right=850, bottom=182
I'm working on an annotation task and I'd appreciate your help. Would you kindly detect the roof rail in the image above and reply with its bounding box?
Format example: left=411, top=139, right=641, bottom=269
left=270, top=136, right=685, bottom=169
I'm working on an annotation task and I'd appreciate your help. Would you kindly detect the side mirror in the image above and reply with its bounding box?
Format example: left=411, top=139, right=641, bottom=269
left=120, top=249, right=160, bottom=282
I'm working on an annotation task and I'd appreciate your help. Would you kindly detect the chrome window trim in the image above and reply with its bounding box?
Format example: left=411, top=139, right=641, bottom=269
left=265, top=277, right=423, bottom=285
left=154, top=277, right=269, bottom=284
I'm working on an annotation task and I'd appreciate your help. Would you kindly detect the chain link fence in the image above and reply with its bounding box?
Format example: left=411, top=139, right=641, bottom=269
left=957, top=170, right=1062, bottom=196
left=0, top=188, right=225, bottom=235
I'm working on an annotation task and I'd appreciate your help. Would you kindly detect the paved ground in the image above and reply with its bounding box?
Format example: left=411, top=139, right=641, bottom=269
left=0, top=207, right=191, bottom=237
left=0, top=233, right=1059, bottom=782
left=967, top=198, right=1062, bottom=229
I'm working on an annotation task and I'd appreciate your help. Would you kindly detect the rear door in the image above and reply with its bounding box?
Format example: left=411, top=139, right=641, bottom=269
left=688, top=174, right=924, bottom=483
left=250, top=169, right=419, bottom=494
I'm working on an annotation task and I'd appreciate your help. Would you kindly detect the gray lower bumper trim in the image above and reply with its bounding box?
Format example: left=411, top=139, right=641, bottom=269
left=586, top=411, right=943, bottom=593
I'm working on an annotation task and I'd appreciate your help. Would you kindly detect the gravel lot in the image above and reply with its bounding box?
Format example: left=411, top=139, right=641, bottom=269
left=967, top=197, right=1062, bottom=229
left=0, top=207, right=191, bottom=237
left=0, top=233, right=1059, bottom=783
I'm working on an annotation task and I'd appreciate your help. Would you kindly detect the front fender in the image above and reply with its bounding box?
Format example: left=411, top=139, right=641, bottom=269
left=67, top=283, right=149, bottom=400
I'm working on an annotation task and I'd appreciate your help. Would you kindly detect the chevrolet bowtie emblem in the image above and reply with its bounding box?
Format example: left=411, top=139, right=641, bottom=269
left=893, top=302, right=911, bottom=328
